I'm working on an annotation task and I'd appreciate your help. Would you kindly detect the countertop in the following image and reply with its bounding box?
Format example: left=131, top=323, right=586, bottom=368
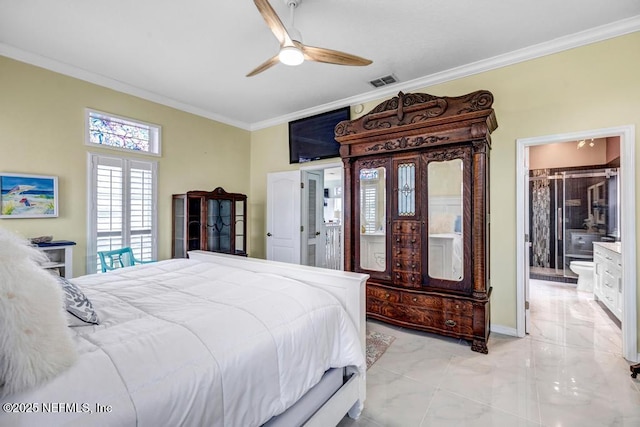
left=593, top=241, right=621, bottom=254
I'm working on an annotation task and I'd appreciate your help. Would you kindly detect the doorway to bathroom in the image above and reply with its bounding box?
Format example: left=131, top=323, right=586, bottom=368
left=516, top=125, right=637, bottom=362
left=529, top=167, right=619, bottom=283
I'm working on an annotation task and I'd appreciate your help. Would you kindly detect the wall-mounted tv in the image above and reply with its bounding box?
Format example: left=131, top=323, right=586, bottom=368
left=288, top=106, right=350, bottom=164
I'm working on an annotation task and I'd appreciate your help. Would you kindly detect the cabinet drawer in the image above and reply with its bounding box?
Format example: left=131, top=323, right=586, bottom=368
left=394, top=221, right=421, bottom=234
left=367, top=285, right=401, bottom=303
left=400, top=293, right=473, bottom=315
left=366, top=298, right=473, bottom=336
left=393, top=271, right=421, bottom=287
left=393, top=234, right=421, bottom=247
left=393, top=258, right=421, bottom=272
left=394, top=246, right=420, bottom=259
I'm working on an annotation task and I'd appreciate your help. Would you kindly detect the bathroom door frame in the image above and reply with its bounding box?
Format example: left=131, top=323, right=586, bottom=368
left=516, top=125, right=637, bottom=362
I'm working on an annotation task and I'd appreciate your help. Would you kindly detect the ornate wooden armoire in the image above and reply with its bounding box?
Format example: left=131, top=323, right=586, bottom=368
left=335, top=90, right=497, bottom=353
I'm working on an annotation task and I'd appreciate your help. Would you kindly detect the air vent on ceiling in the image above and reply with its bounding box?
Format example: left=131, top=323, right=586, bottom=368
left=369, top=74, right=398, bottom=88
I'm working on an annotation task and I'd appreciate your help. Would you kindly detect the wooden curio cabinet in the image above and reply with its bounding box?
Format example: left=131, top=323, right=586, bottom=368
left=172, top=187, right=247, bottom=258
left=336, top=90, right=497, bottom=353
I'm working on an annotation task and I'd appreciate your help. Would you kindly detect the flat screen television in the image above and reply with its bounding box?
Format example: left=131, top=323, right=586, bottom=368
left=288, top=107, right=350, bottom=164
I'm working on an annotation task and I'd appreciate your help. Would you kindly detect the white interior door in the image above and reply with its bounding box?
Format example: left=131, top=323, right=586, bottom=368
left=301, top=170, right=325, bottom=267
left=266, top=170, right=301, bottom=264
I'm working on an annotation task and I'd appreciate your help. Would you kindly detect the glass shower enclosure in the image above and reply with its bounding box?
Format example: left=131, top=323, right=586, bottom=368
left=530, top=168, right=619, bottom=280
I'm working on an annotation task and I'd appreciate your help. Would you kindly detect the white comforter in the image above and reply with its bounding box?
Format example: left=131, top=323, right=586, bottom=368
left=2, top=259, right=365, bottom=427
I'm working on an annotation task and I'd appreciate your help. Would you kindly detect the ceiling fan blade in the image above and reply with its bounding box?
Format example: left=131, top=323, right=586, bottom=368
left=301, top=44, right=372, bottom=66
left=246, top=55, right=280, bottom=77
left=253, top=0, right=294, bottom=46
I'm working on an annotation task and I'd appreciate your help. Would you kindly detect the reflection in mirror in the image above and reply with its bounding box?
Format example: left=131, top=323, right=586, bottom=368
left=428, top=159, right=463, bottom=281
left=360, top=167, right=386, bottom=271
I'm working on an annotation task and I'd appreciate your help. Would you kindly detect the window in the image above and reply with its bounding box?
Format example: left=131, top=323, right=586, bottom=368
left=85, top=109, right=161, bottom=156
left=87, top=153, right=157, bottom=273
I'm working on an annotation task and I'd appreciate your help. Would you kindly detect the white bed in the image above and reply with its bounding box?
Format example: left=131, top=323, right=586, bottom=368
left=0, top=251, right=368, bottom=427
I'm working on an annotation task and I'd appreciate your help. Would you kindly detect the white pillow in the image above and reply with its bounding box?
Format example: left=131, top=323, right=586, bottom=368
left=0, top=228, right=78, bottom=397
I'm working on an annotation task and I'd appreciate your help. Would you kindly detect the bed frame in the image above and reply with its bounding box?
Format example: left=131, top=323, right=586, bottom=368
left=187, top=251, right=369, bottom=425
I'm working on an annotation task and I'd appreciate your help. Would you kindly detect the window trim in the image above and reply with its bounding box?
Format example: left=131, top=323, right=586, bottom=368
left=86, top=152, right=158, bottom=274
left=84, top=108, right=162, bottom=157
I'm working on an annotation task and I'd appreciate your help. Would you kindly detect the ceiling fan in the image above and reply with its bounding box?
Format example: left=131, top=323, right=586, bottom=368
left=246, top=0, right=372, bottom=77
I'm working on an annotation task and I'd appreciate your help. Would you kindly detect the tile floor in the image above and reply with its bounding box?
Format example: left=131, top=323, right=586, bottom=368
left=338, top=279, right=640, bottom=426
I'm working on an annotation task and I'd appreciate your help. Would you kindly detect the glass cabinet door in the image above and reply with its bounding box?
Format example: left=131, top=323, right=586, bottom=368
left=187, top=196, right=202, bottom=251
left=172, top=195, right=186, bottom=258
left=207, top=198, right=232, bottom=253
left=359, top=166, right=387, bottom=271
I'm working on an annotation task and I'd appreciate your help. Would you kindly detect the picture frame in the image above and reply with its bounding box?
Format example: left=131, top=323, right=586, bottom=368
left=0, top=173, right=59, bottom=218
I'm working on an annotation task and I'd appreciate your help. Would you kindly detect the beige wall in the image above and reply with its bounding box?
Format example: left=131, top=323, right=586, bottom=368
left=0, top=56, right=251, bottom=276
left=249, top=32, right=640, bottom=331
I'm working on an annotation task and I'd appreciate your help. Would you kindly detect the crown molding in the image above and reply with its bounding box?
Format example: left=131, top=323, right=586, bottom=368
left=250, top=14, right=640, bottom=130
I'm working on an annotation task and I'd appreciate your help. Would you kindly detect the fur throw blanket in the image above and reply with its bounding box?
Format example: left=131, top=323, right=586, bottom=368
left=0, top=228, right=77, bottom=397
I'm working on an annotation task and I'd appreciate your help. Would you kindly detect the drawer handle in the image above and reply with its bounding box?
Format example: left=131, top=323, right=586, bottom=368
left=396, top=262, right=401, bottom=267
left=411, top=238, right=416, bottom=243
left=445, top=320, right=456, bottom=327
left=396, top=237, right=401, bottom=243
left=410, top=275, right=415, bottom=282
left=385, top=293, right=390, bottom=299
left=411, top=263, right=416, bottom=269
left=412, top=297, right=418, bottom=302
left=396, top=274, right=401, bottom=279
left=411, top=225, right=416, bottom=231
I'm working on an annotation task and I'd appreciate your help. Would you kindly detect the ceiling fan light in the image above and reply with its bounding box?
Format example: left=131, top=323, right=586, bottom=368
left=279, top=46, right=304, bottom=66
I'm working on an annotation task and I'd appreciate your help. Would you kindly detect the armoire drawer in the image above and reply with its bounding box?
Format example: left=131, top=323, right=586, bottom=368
left=393, top=259, right=421, bottom=272
left=366, top=297, right=474, bottom=336
left=393, top=271, right=421, bottom=287
left=400, top=292, right=473, bottom=315
left=366, top=285, right=401, bottom=303
left=393, top=221, right=421, bottom=234
left=393, top=234, right=421, bottom=247
left=394, top=246, right=420, bottom=259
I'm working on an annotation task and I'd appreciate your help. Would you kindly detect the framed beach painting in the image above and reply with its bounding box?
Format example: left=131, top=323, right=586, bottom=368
left=0, top=173, right=58, bottom=218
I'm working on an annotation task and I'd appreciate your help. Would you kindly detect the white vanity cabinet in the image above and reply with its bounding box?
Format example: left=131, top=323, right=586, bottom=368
left=593, top=242, right=622, bottom=321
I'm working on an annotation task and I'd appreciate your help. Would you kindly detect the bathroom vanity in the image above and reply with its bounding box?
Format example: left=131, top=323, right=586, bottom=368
left=593, top=241, right=622, bottom=321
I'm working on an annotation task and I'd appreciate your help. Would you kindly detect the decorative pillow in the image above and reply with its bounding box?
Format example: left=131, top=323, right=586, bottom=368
left=57, top=276, right=100, bottom=325
left=0, top=228, right=77, bottom=397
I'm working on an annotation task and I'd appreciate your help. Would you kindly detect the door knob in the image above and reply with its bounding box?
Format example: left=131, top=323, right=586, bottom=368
left=315, top=231, right=321, bottom=236
left=266, top=232, right=272, bottom=237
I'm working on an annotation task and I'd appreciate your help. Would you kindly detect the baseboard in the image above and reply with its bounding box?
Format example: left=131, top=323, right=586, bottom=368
left=490, top=324, right=518, bottom=337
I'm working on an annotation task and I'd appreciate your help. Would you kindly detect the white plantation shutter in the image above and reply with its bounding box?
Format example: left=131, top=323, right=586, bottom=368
left=88, top=154, right=157, bottom=273
left=129, top=163, right=154, bottom=261
left=362, top=184, right=377, bottom=233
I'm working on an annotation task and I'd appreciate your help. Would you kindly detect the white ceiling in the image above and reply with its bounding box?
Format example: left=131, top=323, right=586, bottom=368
left=1, top=1, right=639, bottom=130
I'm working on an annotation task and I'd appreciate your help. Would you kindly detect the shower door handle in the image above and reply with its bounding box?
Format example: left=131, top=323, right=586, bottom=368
left=557, top=208, right=563, bottom=239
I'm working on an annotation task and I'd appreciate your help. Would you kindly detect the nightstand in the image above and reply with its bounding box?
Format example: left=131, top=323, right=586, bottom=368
left=35, top=240, right=76, bottom=279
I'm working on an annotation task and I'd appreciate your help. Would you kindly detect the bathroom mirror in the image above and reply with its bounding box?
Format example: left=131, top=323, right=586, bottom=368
left=359, top=167, right=386, bottom=271
left=428, top=158, right=463, bottom=281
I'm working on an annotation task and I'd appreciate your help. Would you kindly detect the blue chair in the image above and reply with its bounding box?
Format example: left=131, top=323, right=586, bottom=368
left=97, top=247, right=155, bottom=273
